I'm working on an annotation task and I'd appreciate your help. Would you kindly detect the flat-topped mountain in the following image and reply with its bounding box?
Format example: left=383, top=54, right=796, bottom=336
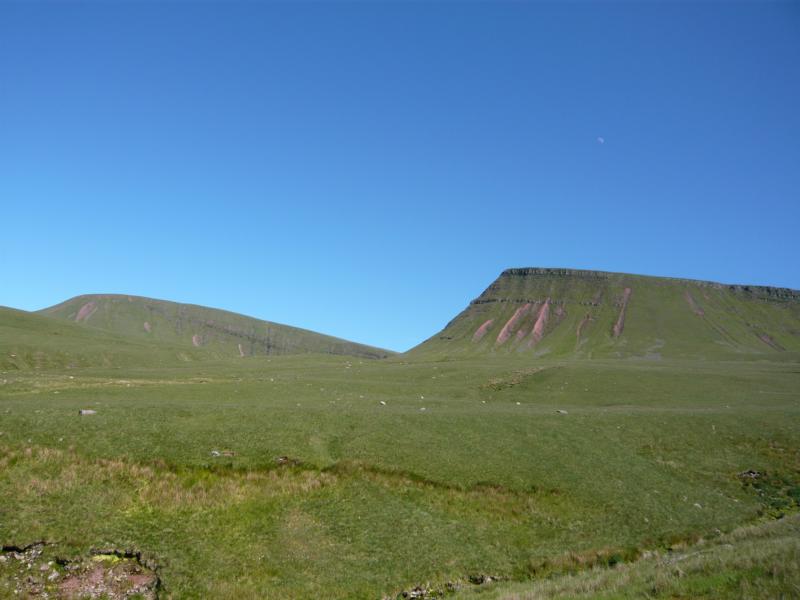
left=409, top=268, right=800, bottom=359
left=39, top=294, right=392, bottom=360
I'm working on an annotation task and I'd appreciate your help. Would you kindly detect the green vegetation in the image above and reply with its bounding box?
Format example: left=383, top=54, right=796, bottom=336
left=455, top=514, right=800, bottom=599
left=2, top=355, right=798, bottom=598
left=413, top=268, right=800, bottom=359
left=1, top=269, right=799, bottom=598
left=40, top=294, right=392, bottom=359
left=0, top=307, right=214, bottom=371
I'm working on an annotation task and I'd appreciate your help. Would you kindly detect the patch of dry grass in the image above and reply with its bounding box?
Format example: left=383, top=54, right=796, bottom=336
left=0, top=444, right=337, bottom=514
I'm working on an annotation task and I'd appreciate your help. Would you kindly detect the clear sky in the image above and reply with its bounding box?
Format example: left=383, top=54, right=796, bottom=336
left=1, top=1, right=798, bottom=352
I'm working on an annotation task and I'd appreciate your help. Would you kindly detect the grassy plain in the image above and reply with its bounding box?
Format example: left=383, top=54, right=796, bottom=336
left=1, top=352, right=799, bottom=598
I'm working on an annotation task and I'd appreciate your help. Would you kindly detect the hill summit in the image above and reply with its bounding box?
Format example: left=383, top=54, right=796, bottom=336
left=39, top=294, right=392, bottom=359
left=410, top=268, right=800, bottom=359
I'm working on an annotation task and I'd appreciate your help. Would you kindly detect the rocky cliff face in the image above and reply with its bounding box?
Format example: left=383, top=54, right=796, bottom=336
left=410, top=268, right=800, bottom=359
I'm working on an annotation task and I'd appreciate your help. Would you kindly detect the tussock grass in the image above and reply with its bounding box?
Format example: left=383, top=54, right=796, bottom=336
left=458, top=515, right=800, bottom=599
left=1, top=354, right=798, bottom=597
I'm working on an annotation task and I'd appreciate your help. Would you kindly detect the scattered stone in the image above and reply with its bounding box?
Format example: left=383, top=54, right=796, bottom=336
left=468, top=574, right=497, bottom=585
left=420, top=407, right=426, bottom=411
left=57, top=549, right=157, bottom=599
left=693, top=503, right=702, bottom=509
left=393, top=574, right=498, bottom=600
left=78, top=409, right=97, bottom=416
left=399, top=585, right=431, bottom=599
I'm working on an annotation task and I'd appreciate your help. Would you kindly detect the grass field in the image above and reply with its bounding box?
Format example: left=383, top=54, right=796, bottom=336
left=2, top=269, right=799, bottom=597
left=456, top=514, right=800, bottom=599
left=2, top=352, right=799, bottom=598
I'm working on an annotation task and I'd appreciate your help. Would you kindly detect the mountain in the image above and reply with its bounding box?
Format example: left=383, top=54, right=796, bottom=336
left=38, top=294, right=392, bottom=360
left=0, top=306, right=213, bottom=370
left=409, top=268, right=800, bottom=359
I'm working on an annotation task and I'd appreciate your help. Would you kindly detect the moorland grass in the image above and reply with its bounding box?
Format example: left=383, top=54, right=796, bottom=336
left=1, top=353, right=798, bottom=597
left=455, top=513, right=800, bottom=599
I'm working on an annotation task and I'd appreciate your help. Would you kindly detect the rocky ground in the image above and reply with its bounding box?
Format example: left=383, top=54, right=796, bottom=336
left=0, top=543, right=158, bottom=599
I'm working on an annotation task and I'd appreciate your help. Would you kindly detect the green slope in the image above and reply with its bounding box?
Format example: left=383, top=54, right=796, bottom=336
left=38, top=294, right=392, bottom=360
left=2, top=271, right=800, bottom=597
left=454, top=514, right=800, bottom=600
left=410, top=268, right=800, bottom=359
left=0, top=306, right=213, bottom=370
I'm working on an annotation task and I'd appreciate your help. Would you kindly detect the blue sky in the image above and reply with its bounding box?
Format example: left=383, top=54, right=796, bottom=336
left=2, top=1, right=799, bottom=351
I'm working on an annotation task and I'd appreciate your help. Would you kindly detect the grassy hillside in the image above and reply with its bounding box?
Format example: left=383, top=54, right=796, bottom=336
left=39, top=294, right=392, bottom=359
left=0, top=306, right=213, bottom=370
left=2, top=269, right=798, bottom=597
left=410, top=268, right=800, bottom=360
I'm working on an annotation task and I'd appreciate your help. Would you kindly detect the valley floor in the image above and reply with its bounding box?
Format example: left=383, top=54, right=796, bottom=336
left=1, top=354, right=798, bottom=598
